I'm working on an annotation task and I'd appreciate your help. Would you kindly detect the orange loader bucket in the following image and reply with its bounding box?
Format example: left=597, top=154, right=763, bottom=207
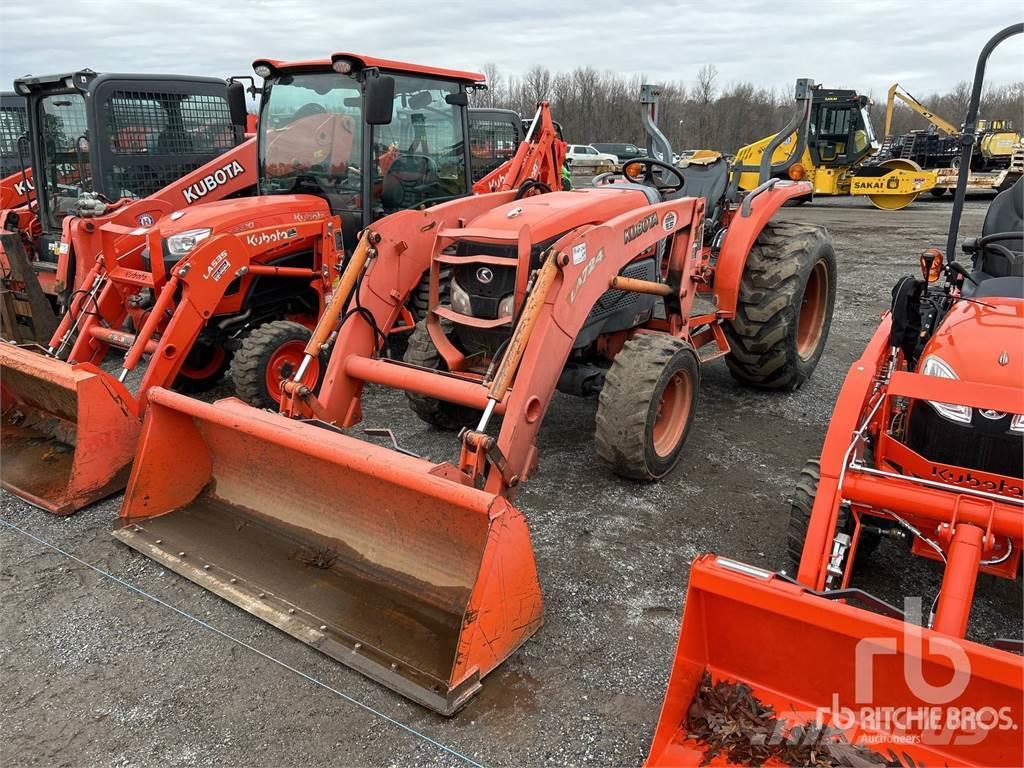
left=1, top=344, right=140, bottom=514
left=114, top=388, right=544, bottom=714
left=646, top=556, right=1023, bottom=768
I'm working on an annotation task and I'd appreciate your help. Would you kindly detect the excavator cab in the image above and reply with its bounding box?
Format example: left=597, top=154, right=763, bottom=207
left=12, top=70, right=249, bottom=301
left=256, top=54, right=480, bottom=255
left=807, top=90, right=875, bottom=168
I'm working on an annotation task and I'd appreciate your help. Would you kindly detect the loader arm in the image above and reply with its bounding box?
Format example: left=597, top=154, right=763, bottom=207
left=0, top=166, right=33, bottom=210
left=471, top=102, right=566, bottom=194
left=54, top=138, right=258, bottom=299
left=885, top=83, right=959, bottom=138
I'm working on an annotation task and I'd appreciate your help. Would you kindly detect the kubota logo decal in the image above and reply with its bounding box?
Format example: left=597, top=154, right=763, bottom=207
left=567, top=248, right=604, bottom=305
left=245, top=228, right=297, bottom=248
left=13, top=178, right=34, bottom=196
left=930, top=467, right=1022, bottom=497
left=204, top=250, right=231, bottom=282
left=623, top=212, right=658, bottom=244
left=182, top=160, right=246, bottom=204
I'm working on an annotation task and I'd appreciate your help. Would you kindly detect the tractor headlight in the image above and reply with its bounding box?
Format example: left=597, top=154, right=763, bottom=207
left=450, top=277, right=472, bottom=315
left=165, top=228, right=212, bottom=258
left=1010, top=414, right=1024, bottom=433
left=498, top=294, right=514, bottom=319
left=920, top=355, right=972, bottom=424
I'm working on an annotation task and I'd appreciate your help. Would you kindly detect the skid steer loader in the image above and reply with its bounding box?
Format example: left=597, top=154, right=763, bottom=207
left=646, top=25, right=1023, bottom=768
left=734, top=80, right=938, bottom=210
left=112, top=83, right=835, bottom=714
left=0, top=70, right=254, bottom=344
left=0, top=52, right=566, bottom=516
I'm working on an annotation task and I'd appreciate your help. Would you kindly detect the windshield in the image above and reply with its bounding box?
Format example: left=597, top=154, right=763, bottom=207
left=38, top=92, right=90, bottom=229
left=259, top=72, right=362, bottom=213
left=371, top=74, right=465, bottom=217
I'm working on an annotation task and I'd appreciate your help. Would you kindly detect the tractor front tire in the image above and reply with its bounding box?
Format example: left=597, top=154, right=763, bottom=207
left=787, top=458, right=880, bottom=572
left=229, top=320, right=322, bottom=410
left=173, top=342, right=231, bottom=394
left=403, top=319, right=480, bottom=430
left=725, top=221, right=836, bottom=390
left=595, top=334, right=700, bottom=481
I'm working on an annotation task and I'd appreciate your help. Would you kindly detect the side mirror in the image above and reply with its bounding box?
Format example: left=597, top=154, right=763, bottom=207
left=227, top=81, right=248, bottom=129
left=445, top=92, right=468, bottom=107
left=365, top=72, right=395, bottom=126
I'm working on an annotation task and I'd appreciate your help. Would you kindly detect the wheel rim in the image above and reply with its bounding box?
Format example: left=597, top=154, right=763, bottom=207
left=653, top=370, right=692, bottom=457
left=179, top=346, right=226, bottom=380
left=867, top=158, right=921, bottom=210
left=797, top=260, right=829, bottom=360
left=265, top=340, right=318, bottom=404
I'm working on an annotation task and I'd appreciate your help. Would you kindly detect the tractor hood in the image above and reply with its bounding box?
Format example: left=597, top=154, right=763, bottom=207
left=464, top=187, right=652, bottom=244
left=919, top=296, right=1024, bottom=388
left=151, top=195, right=331, bottom=240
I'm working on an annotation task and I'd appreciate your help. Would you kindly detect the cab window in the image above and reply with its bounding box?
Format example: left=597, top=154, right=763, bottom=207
left=370, top=74, right=466, bottom=216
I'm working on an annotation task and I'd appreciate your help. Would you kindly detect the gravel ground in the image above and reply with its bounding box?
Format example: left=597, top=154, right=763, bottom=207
left=1, top=193, right=1020, bottom=768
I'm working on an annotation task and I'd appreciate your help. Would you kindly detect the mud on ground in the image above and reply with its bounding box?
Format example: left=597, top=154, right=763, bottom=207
left=2, top=195, right=1020, bottom=767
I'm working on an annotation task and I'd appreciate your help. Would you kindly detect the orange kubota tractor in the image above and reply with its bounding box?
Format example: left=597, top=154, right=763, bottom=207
left=0, top=52, right=565, bottom=516
left=0, top=71, right=256, bottom=344
left=110, top=81, right=835, bottom=714
left=646, top=24, right=1023, bottom=768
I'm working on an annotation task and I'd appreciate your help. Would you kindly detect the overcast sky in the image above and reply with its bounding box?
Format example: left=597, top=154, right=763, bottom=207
left=1, top=0, right=1021, bottom=100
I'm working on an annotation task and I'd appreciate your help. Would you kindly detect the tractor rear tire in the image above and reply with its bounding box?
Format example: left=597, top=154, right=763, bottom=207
left=725, top=221, right=836, bottom=390
left=787, top=458, right=880, bottom=572
left=403, top=319, right=480, bottom=430
left=595, top=334, right=700, bottom=481
left=229, top=320, right=323, bottom=410
left=173, top=342, right=231, bottom=394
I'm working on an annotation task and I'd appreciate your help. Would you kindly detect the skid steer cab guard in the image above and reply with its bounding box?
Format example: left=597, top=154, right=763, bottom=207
left=645, top=556, right=1024, bottom=768
left=114, top=389, right=542, bottom=715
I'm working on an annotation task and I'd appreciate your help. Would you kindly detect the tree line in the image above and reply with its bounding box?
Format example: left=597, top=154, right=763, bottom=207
left=471, top=63, right=1023, bottom=153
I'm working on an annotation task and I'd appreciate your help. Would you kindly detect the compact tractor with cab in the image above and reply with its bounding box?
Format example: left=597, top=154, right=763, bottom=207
left=645, top=25, right=1023, bottom=768
left=110, top=82, right=836, bottom=714
left=0, top=70, right=254, bottom=344
left=0, top=52, right=566, bottom=515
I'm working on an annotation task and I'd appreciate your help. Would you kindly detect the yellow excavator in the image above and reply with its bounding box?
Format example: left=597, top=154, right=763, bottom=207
left=882, top=83, right=1021, bottom=194
left=734, top=79, right=937, bottom=210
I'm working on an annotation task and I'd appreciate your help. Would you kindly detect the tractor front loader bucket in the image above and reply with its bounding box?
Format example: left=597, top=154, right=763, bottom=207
left=114, top=388, right=544, bottom=715
left=1, top=345, right=139, bottom=514
left=646, top=556, right=1023, bottom=768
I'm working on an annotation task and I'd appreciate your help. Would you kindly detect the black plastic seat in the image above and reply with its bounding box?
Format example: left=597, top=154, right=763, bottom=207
left=672, top=159, right=729, bottom=224
left=976, top=176, right=1023, bottom=278
left=971, top=276, right=1024, bottom=299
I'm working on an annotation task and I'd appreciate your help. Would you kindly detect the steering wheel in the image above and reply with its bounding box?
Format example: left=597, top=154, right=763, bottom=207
left=621, top=158, right=685, bottom=193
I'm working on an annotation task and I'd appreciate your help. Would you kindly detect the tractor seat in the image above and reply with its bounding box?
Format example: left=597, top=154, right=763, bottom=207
left=972, top=176, right=1023, bottom=280
left=971, top=276, right=1024, bottom=300
left=672, top=158, right=729, bottom=225
left=382, top=154, right=437, bottom=211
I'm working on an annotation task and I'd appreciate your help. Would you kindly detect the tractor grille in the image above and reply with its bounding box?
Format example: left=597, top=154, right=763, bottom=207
left=589, top=259, right=655, bottom=320
left=102, top=90, right=235, bottom=199
left=907, top=401, right=1023, bottom=479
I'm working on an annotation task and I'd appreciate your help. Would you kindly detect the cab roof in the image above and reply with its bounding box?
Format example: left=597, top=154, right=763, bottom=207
left=13, top=70, right=229, bottom=95
left=253, top=52, right=485, bottom=85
